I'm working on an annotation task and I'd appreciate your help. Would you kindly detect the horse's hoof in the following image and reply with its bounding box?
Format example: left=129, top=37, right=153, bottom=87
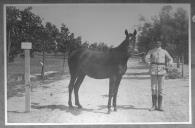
left=69, top=105, right=74, bottom=109
left=114, top=108, right=117, bottom=112
left=75, top=103, right=83, bottom=109
left=68, top=103, right=74, bottom=108
left=68, top=101, right=73, bottom=107
left=107, top=109, right=111, bottom=114
left=77, top=105, right=83, bottom=109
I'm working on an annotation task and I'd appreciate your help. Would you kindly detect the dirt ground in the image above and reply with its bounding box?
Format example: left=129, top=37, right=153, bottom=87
left=7, top=59, right=190, bottom=124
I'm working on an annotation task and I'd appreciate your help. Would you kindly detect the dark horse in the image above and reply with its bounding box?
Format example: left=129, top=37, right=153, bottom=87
left=68, top=29, right=137, bottom=114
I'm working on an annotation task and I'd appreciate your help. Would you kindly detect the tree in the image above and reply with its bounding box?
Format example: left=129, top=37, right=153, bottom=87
left=57, top=24, right=70, bottom=54
left=40, top=22, right=59, bottom=78
left=71, top=36, right=82, bottom=50
left=6, top=6, right=43, bottom=62
left=6, top=6, right=20, bottom=62
left=97, top=42, right=109, bottom=51
left=82, top=41, right=90, bottom=48
left=57, top=24, right=71, bottom=73
left=44, top=22, right=59, bottom=53
left=89, top=42, right=98, bottom=50
left=56, top=24, right=83, bottom=73
left=137, top=5, right=189, bottom=64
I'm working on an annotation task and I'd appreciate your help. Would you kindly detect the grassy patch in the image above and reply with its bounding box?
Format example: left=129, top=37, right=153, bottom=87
left=7, top=54, right=69, bottom=98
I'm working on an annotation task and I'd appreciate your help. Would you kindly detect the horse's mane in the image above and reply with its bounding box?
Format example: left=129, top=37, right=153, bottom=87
left=111, top=39, right=129, bottom=53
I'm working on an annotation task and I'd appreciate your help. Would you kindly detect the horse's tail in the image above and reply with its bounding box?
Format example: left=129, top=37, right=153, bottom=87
left=67, top=50, right=75, bottom=77
left=68, top=48, right=74, bottom=57
left=68, top=47, right=81, bottom=57
left=68, top=48, right=82, bottom=77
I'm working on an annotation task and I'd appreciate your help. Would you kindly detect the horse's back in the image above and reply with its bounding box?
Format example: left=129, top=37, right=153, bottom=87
left=68, top=48, right=113, bottom=79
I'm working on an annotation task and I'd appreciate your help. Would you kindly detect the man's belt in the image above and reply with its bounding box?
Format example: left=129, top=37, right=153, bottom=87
left=151, top=62, right=165, bottom=65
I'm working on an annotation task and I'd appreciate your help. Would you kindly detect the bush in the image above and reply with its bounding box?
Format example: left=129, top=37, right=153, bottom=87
left=166, top=66, right=182, bottom=79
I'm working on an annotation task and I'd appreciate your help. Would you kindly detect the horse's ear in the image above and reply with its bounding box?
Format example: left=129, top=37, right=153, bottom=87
left=125, top=29, right=128, bottom=36
left=133, top=29, right=137, bottom=36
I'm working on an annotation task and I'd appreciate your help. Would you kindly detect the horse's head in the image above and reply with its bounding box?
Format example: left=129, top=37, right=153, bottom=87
left=125, top=29, right=137, bottom=54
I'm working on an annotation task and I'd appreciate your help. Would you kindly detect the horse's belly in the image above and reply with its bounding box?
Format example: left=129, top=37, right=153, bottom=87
left=82, top=66, right=110, bottom=79
left=87, top=72, right=109, bottom=79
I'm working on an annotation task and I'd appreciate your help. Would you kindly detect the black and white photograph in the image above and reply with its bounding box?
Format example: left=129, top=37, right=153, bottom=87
left=4, top=3, right=191, bottom=125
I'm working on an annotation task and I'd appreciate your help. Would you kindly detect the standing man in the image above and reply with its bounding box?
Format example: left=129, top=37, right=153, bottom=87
left=145, top=41, right=173, bottom=111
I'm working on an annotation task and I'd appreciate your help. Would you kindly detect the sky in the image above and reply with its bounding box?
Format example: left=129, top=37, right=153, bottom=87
left=14, top=4, right=190, bottom=47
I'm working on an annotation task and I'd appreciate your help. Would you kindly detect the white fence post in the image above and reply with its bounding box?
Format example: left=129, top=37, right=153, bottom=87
left=21, top=42, right=32, bottom=112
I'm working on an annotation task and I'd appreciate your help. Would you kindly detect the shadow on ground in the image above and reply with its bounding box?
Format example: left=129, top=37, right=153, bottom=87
left=8, top=103, right=149, bottom=116
left=39, top=72, right=69, bottom=85
left=7, top=111, right=27, bottom=114
left=7, top=84, right=25, bottom=99
left=97, top=105, right=149, bottom=111
left=31, top=104, right=94, bottom=116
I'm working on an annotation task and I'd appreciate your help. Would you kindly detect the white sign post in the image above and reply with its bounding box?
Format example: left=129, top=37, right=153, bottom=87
left=21, top=42, right=32, bottom=112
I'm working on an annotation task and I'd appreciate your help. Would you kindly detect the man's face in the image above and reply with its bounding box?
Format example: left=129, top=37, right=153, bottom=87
left=155, top=44, right=161, bottom=48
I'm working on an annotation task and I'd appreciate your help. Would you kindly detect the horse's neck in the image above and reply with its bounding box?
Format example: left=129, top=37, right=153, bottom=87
left=109, top=40, right=130, bottom=63
left=112, top=39, right=129, bottom=53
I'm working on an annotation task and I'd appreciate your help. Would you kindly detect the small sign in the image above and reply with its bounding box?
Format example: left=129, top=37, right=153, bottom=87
left=21, top=42, right=32, bottom=49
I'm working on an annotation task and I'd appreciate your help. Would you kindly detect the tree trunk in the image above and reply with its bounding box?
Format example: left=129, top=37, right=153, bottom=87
left=62, top=52, right=66, bottom=74
left=177, top=56, right=180, bottom=68
left=182, top=55, right=184, bottom=78
left=7, top=30, right=11, bottom=62
left=41, top=41, right=45, bottom=79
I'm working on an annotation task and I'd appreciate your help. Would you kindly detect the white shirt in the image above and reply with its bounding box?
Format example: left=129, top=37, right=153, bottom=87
left=145, top=47, right=173, bottom=64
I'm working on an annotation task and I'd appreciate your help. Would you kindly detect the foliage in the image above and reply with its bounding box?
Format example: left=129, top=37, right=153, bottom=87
left=137, top=5, right=189, bottom=63
left=56, top=24, right=83, bottom=55
left=6, top=6, right=118, bottom=63
left=87, top=42, right=110, bottom=51
left=6, top=7, right=81, bottom=62
left=82, top=41, right=90, bottom=48
left=166, top=66, right=182, bottom=79
left=6, top=6, right=43, bottom=62
left=70, top=35, right=82, bottom=52
left=57, top=24, right=70, bottom=54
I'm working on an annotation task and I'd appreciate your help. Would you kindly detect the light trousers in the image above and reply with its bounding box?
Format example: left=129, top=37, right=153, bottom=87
left=151, top=75, right=165, bottom=96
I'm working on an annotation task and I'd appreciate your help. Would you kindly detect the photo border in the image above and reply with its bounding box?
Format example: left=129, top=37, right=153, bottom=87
left=0, top=0, right=194, bottom=128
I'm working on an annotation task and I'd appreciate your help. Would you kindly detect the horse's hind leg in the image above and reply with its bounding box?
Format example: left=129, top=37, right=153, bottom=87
left=74, top=74, right=85, bottom=108
left=68, top=74, right=77, bottom=108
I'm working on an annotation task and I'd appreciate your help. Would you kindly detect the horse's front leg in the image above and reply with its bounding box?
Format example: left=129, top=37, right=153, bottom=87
left=113, top=76, right=122, bottom=111
left=107, top=76, right=116, bottom=114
